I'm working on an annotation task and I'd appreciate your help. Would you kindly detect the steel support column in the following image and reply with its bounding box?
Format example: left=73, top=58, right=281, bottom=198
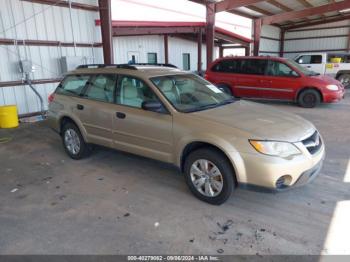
left=245, top=45, right=250, bottom=56
left=98, top=0, right=113, bottom=64
left=253, top=19, right=261, bottom=56
left=206, top=3, right=215, bottom=68
left=279, top=29, right=285, bottom=57
left=164, top=35, right=169, bottom=64
left=219, top=45, right=224, bottom=58
left=197, top=28, right=202, bottom=73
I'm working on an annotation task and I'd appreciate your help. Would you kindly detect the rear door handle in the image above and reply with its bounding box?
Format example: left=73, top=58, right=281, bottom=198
left=116, top=112, right=126, bottom=119
left=77, top=104, right=84, bottom=110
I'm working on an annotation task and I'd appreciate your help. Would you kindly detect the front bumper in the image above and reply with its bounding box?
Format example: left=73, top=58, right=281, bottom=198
left=234, top=141, right=325, bottom=191
left=323, top=89, right=345, bottom=103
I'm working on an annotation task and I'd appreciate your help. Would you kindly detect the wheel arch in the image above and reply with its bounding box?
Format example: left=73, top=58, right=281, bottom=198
left=336, top=70, right=350, bottom=79
left=180, top=141, right=238, bottom=184
left=58, top=115, right=88, bottom=142
left=296, top=87, right=323, bottom=102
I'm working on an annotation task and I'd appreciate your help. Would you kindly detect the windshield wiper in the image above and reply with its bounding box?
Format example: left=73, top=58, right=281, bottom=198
left=184, top=98, right=236, bottom=113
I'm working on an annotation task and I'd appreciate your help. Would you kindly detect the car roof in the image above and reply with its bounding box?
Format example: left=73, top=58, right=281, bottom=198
left=214, top=56, right=289, bottom=63
left=67, top=64, right=187, bottom=79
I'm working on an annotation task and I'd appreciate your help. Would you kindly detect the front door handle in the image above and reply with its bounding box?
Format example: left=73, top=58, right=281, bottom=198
left=77, top=104, right=84, bottom=110
left=116, top=112, right=126, bottom=119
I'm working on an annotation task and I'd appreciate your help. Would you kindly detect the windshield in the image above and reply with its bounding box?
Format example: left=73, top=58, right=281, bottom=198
left=150, top=74, right=234, bottom=113
left=287, top=59, right=320, bottom=76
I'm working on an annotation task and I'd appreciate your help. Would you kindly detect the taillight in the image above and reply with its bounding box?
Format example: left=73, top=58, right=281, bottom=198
left=48, top=93, right=55, bottom=103
left=204, top=73, right=209, bottom=80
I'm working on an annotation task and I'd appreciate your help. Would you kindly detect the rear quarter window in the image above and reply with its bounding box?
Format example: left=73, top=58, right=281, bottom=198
left=56, top=75, right=90, bottom=96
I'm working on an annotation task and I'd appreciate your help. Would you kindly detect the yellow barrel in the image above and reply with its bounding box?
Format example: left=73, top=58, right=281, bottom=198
left=0, top=105, right=19, bottom=128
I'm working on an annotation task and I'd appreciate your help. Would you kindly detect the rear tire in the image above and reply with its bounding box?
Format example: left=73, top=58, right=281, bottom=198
left=298, top=89, right=321, bottom=108
left=337, top=74, right=350, bottom=88
left=61, top=122, right=90, bottom=160
left=184, top=148, right=235, bottom=205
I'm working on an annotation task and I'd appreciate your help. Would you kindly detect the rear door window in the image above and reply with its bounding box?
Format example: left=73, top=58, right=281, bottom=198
left=57, top=75, right=90, bottom=96
left=296, top=55, right=322, bottom=64
left=211, top=59, right=240, bottom=73
left=83, top=74, right=117, bottom=103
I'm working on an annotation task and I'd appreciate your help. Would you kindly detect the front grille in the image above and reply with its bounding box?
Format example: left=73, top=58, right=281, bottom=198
left=302, top=131, right=322, bottom=155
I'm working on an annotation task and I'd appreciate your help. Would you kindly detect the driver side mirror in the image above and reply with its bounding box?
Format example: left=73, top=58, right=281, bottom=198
left=141, top=101, right=165, bottom=113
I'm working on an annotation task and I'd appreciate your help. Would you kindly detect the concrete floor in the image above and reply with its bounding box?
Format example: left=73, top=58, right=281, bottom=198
left=0, top=94, right=350, bottom=255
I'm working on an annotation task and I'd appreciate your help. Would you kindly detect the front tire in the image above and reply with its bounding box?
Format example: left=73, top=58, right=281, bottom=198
left=184, top=148, right=235, bottom=205
left=298, top=89, right=321, bottom=108
left=61, top=122, right=90, bottom=159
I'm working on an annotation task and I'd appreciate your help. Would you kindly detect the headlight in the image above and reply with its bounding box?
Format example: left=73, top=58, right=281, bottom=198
left=326, top=84, right=339, bottom=91
left=249, top=140, right=301, bottom=158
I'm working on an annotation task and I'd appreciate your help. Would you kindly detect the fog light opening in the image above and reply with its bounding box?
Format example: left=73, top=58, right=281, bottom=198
left=276, top=175, right=292, bottom=189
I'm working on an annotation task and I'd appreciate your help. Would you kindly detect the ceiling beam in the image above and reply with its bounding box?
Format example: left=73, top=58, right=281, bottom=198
left=284, top=14, right=350, bottom=30
left=297, top=0, right=327, bottom=21
left=296, top=0, right=313, bottom=8
left=20, top=0, right=99, bottom=11
left=267, top=0, right=292, bottom=12
left=215, top=0, right=263, bottom=13
left=227, top=10, right=258, bottom=19
left=113, top=27, right=200, bottom=36
left=246, top=5, right=274, bottom=16
left=262, top=1, right=350, bottom=25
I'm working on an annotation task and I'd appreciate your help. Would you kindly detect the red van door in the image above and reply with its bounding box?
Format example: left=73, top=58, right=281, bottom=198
left=263, top=60, right=300, bottom=100
left=233, top=58, right=270, bottom=98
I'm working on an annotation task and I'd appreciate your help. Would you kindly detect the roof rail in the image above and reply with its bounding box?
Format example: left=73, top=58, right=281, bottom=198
left=76, top=63, right=178, bottom=70
left=130, top=63, right=178, bottom=68
left=76, top=64, right=137, bottom=70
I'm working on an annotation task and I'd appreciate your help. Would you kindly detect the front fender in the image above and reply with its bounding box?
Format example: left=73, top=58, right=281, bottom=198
left=175, top=133, right=247, bottom=183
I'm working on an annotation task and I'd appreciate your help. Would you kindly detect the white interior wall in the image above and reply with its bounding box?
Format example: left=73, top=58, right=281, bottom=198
left=259, top=25, right=281, bottom=57
left=113, top=35, right=218, bottom=71
left=283, top=20, right=350, bottom=59
left=0, top=0, right=102, bottom=115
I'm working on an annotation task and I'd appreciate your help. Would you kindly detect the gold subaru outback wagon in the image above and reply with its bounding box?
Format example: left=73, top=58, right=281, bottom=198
left=48, top=64, right=325, bottom=205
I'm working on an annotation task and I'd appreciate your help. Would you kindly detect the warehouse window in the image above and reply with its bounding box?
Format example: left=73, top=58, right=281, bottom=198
left=183, top=53, right=191, bottom=71
left=297, top=55, right=322, bottom=64
left=147, top=53, right=158, bottom=64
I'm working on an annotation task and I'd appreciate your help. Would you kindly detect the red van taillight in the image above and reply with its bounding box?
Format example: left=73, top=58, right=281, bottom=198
left=204, top=73, right=209, bottom=80
left=48, top=93, right=55, bottom=103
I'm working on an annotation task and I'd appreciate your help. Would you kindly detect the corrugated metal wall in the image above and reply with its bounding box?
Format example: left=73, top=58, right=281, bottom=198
left=284, top=20, right=350, bottom=59
left=113, top=35, right=216, bottom=71
left=259, top=25, right=281, bottom=56
left=0, top=0, right=102, bottom=115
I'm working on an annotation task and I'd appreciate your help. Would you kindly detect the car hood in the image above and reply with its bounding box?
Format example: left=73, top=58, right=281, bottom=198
left=192, top=100, right=315, bottom=142
left=310, top=74, right=341, bottom=85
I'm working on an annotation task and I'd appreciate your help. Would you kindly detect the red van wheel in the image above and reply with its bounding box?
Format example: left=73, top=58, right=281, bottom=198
left=298, top=89, right=321, bottom=108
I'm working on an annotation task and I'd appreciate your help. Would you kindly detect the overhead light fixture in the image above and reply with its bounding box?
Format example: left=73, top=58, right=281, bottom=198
left=339, top=8, right=350, bottom=13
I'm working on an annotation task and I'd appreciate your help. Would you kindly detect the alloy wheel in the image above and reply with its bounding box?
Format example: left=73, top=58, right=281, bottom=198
left=64, top=128, right=81, bottom=155
left=190, top=159, right=224, bottom=197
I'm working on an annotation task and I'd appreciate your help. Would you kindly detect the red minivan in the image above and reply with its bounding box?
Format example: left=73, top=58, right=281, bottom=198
left=205, top=56, right=345, bottom=108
